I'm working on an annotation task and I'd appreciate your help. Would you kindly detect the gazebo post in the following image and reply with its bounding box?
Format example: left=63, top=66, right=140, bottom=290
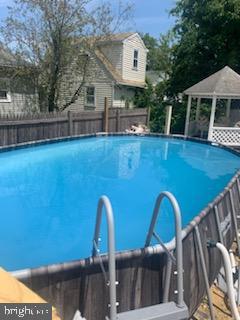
left=226, top=99, right=231, bottom=119
left=195, top=97, right=201, bottom=121
left=208, top=96, right=217, bottom=141
left=184, top=95, right=192, bottom=136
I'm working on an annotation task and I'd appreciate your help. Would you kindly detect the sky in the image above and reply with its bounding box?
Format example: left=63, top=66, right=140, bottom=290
left=0, top=0, right=177, bottom=38
left=130, top=0, right=176, bottom=37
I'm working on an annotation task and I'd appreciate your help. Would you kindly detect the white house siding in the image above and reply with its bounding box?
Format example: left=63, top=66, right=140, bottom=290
left=93, top=81, right=113, bottom=111
left=0, top=93, right=38, bottom=115
left=65, top=81, right=113, bottom=112
left=60, top=54, right=114, bottom=112
left=99, top=43, right=123, bottom=75
left=113, top=85, right=135, bottom=108
left=122, top=34, right=147, bottom=83
left=0, top=76, right=39, bottom=115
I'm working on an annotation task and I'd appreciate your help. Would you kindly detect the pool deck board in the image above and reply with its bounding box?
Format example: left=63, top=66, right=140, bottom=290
left=193, top=240, right=240, bottom=320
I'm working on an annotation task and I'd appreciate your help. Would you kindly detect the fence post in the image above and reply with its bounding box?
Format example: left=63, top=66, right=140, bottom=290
left=103, top=97, right=109, bottom=132
left=116, top=108, right=121, bottom=132
left=147, top=106, right=151, bottom=127
left=164, top=105, right=172, bottom=135
left=68, top=111, right=73, bottom=136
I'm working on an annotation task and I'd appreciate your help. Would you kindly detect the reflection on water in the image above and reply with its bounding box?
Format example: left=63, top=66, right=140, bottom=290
left=179, top=142, right=238, bottom=179
left=0, top=136, right=238, bottom=271
left=118, top=142, right=140, bottom=179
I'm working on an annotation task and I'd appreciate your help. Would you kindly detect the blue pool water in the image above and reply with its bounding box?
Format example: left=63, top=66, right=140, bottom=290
left=0, top=136, right=239, bottom=271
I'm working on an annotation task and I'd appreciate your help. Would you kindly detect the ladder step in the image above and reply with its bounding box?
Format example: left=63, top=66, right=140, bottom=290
left=117, top=302, right=189, bottom=320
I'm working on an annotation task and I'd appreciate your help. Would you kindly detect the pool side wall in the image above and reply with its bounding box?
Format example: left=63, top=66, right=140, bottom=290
left=6, top=134, right=239, bottom=320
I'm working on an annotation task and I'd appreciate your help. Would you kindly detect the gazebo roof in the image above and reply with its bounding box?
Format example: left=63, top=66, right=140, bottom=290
left=184, top=66, right=240, bottom=98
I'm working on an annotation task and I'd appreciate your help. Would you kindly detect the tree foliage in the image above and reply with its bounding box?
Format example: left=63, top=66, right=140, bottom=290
left=0, top=0, right=132, bottom=111
left=170, top=0, right=240, bottom=94
left=141, top=32, right=173, bottom=81
left=134, top=78, right=171, bottom=133
left=134, top=33, right=174, bottom=132
left=141, top=33, right=159, bottom=71
left=137, top=0, right=240, bottom=134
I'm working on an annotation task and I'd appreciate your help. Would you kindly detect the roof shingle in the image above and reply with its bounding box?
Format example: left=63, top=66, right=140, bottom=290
left=184, top=66, right=240, bottom=97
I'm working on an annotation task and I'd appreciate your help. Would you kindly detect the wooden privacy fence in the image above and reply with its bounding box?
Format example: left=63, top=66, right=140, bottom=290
left=0, top=107, right=148, bottom=146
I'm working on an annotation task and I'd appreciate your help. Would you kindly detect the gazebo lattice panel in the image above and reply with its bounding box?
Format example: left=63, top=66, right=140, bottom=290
left=212, top=127, right=240, bottom=146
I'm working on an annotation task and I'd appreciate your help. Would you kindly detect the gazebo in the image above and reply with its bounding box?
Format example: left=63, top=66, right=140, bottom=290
left=184, top=66, right=240, bottom=146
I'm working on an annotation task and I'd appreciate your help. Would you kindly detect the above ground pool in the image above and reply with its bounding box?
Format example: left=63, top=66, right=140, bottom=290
left=0, top=135, right=239, bottom=271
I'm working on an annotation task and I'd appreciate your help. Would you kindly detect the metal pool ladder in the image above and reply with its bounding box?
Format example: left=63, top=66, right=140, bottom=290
left=92, top=193, right=189, bottom=320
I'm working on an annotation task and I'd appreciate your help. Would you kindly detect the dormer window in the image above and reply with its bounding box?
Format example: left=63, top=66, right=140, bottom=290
left=133, top=49, right=139, bottom=70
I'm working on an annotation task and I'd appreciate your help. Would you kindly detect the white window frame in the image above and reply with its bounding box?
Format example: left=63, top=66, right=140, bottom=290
left=133, top=49, right=139, bottom=70
left=0, top=79, right=11, bottom=103
left=85, top=86, right=96, bottom=109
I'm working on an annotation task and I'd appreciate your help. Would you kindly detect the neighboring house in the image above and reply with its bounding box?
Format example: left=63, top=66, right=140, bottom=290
left=0, top=46, right=38, bottom=115
left=0, top=33, right=147, bottom=114
left=61, top=32, right=148, bottom=112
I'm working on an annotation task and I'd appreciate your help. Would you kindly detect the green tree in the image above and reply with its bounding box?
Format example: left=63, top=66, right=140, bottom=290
left=141, top=32, right=173, bottom=81
left=170, top=0, right=240, bottom=94
left=135, top=33, right=174, bottom=132
left=141, top=33, right=159, bottom=71
left=156, top=32, right=174, bottom=82
left=134, top=79, right=168, bottom=133
left=134, top=78, right=155, bottom=108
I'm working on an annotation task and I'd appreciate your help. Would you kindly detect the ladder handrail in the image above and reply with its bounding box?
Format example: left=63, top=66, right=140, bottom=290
left=92, top=196, right=117, bottom=320
left=145, top=191, right=184, bottom=308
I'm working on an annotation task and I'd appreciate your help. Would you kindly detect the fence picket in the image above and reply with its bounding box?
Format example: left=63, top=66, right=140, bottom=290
left=0, top=108, right=148, bottom=146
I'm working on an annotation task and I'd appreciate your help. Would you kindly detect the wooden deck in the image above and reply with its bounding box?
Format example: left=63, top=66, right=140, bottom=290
left=193, top=241, right=240, bottom=319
